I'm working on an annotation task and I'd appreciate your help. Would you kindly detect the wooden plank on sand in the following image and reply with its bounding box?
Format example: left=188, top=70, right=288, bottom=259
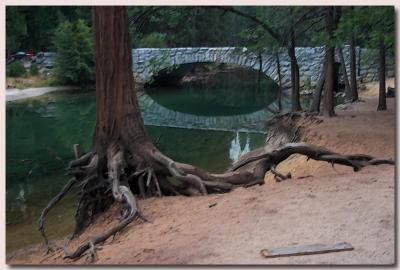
left=260, top=242, right=354, bottom=258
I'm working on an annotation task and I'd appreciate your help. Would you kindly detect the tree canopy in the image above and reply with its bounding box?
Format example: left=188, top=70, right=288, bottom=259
left=7, top=6, right=394, bottom=52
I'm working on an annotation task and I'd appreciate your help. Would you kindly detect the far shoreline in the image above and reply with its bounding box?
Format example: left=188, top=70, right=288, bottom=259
left=6, top=86, right=82, bottom=102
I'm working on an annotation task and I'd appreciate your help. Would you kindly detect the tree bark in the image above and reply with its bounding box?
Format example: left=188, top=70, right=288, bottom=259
left=357, top=46, right=361, bottom=77
left=92, top=7, right=150, bottom=151
left=294, top=60, right=301, bottom=105
left=288, top=26, right=302, bottom=112
left=276, top=52, right=283, bottom=111
left=377, top=35, right=387, bottom=111
left=350, top=35, right=359, bottom=101
left=323, top=7, right=335, bottom=117
left=310, top=54, right=327, bottom=113
left=337, top=46, right=351, bottom=102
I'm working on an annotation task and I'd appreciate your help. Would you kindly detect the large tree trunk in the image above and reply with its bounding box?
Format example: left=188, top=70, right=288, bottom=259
left=93, top=7, right=151, bottom=153
left=377, top=35, right=387, bottom=111
left=288, top=27, right=302, bottom=112
left=37, top=6, right=394, bottom=262
left=72, top=6, right=159, bottom=235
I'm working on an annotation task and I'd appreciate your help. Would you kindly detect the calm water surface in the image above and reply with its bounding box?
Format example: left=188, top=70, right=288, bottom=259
left=147, top=69, right=278, bottom=116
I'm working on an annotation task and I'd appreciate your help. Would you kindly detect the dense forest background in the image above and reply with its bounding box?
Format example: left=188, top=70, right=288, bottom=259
left=6, top=6, right=394, bottom=52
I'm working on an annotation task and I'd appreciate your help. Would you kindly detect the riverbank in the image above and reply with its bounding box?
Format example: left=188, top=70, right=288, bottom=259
left=7, top=78, right=395, bottom=265
left=6, top=86, right=81, bottom=102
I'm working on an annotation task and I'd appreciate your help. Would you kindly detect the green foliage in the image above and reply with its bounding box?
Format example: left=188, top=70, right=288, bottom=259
left=29, top=64, right=39, bottom=76
left=237, top=6, right=325, bottom=56
left=304, top=77, right=312, bottom=89
left=239, top=28, right=270, bottom=55
left=7, top=61, right=26, bottom=77
left=53, top=19, right=94, bottom=85
left=128, top=7, right=252, bottom=47
left=6, top=6, right=91, bottom=53
left=336, top=6, right=394, bottom=51
left=136, top=32, right=168, bottom=48
left=312, top=25, right=330, bottom=47
left=6, top=7, right=27, bottom=53
left=334, top=8, right=353, bottom=44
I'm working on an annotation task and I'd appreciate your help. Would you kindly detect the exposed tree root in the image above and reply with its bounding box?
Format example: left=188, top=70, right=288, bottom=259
left=38, top=142, right=394, bottom=262
left=229, top=143, right=394, bottom=172
left=38, top=177, right=77, bottom=252
left=63, top=212, right=138, bottom=261
left=271, top=165, right=292, bottom=182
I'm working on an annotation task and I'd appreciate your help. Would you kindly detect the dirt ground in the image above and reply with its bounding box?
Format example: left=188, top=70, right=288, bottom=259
left=7, top=78, right=396, bottom=265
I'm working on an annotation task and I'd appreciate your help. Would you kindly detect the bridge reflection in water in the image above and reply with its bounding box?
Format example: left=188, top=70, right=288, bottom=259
left=229, top=131, right=251, bottom=162
left=138, top=92, right=290, bottom=134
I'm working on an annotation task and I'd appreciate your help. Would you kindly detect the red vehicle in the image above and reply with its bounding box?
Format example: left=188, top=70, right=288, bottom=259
left=25, top=52, right=34, bottom=59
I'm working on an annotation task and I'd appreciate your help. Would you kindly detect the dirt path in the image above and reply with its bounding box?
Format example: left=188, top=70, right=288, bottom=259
left=7, top=79, right=395, bottom=265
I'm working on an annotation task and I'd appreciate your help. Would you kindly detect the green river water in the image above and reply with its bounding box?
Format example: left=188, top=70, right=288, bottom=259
left=6, top=69, right=278, bottom=253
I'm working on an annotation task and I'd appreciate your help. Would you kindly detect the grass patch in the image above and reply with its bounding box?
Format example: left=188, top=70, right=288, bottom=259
left=6, top=74, right=57, bottom=89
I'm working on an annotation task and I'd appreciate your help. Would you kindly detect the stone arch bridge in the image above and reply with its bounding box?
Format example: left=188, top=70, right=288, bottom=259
left=132, top=46, right=390, bottom=87
left=132, top=46, right=393, bottom=132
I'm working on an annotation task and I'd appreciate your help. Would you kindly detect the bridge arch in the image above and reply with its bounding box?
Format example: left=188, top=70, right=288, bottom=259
left=132, top=47, right=296, bottom=87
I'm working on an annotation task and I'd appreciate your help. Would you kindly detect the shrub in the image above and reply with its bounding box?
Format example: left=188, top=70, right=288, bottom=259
left=29, top=63, right=39, bottom=76
left=7, top=61, right=26, bottom=77
left=304, top=77, right=312, bottom=90
left=53, top=19, right=94, bottom=85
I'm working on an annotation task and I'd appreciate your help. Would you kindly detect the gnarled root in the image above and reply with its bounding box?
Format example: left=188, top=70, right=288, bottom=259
left=151, top=142, right=394, bottom=195
left=38, top=177, right=77, bottom=252
left=63, top=144, right=149, bottom=261
left=63, top=213, right=138, bottom=261
left=229, top=143, right=395, bottom=172
left=39, top=142, right=394, bottom=262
